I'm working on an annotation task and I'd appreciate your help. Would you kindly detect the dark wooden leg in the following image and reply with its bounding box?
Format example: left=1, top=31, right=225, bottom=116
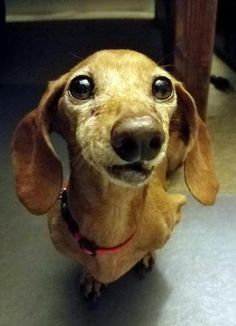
left=173, top=0, right=218, bottom=120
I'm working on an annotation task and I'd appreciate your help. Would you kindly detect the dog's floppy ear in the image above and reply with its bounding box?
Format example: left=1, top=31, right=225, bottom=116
left=172, top=82, right=219, bottom=205
left=11, top=74, right=68, bottom=215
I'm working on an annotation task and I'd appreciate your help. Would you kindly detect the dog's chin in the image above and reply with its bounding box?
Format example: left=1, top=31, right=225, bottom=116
left=106, top=162, right=153, bottom=187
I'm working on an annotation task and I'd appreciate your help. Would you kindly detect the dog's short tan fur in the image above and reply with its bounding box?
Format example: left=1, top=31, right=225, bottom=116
left=11, top=50, right=219, bottom=289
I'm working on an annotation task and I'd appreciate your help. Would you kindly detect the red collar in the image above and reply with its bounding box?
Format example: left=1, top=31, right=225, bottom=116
left=60, top=188, right=135, bottom=257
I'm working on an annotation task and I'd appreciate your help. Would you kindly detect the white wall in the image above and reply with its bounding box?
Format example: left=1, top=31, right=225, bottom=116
left=5, top=0, right=155, bottom=22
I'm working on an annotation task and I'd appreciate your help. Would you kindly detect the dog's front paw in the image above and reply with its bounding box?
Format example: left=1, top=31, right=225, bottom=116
left=80, top=271, right=106, bottom=304
left=135, top=252, right=155, bottom=279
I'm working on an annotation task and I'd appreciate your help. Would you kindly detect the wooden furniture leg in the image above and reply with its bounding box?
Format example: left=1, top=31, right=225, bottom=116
left=173, top=0, right=218, bottom=120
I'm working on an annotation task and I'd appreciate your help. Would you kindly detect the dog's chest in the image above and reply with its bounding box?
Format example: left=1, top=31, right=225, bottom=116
left=48, top=201, right=170, bottom=283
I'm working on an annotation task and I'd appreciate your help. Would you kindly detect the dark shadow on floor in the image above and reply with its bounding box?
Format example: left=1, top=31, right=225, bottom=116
left=59, top=266, right=170, bottom=326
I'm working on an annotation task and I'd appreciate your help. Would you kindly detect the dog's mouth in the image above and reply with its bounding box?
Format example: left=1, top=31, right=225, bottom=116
left=107, top=161, right=153, bottom=185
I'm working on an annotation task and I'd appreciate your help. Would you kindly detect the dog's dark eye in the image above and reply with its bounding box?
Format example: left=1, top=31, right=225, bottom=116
left=69, top=75, right=94, bottom=100
left=152, top=76, right=173, bottom=100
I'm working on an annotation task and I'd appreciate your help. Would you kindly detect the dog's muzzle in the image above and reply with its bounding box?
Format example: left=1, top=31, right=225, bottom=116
left=108, top=116, right=165, bottom=184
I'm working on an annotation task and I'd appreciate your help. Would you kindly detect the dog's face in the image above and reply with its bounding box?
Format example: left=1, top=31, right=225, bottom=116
left=11, top=49, right=219, bottom=214
left=60, top=50, right=177, bottom=186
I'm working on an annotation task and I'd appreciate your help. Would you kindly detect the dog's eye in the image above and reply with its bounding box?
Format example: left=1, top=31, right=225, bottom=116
left=152, top=76, right=173, bottom=100
left=69, top=75, right=94, bottom=100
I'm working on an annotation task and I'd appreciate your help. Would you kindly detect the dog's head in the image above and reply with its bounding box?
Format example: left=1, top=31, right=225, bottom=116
left=11, top=50, right=218, bottom=215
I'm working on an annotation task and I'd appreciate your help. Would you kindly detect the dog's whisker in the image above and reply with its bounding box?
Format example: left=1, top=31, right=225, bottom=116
left=68, top=52, right=84, bottom=61
left=71, top=150, right=85, bottom=171
left=160, top=64, right=176, bottom=70
left=70, top=142, right=95, bottom=173
left=157, top=51, right=174, bottom=66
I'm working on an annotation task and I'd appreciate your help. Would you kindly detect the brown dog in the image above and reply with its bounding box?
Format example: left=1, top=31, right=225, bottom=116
left=11, top=50, right=219, bottom=300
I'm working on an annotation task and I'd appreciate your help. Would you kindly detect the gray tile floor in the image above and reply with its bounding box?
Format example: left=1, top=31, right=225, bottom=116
left=1, top=22, right=236, bottom=326
left=1, top=194, right=236, bottom=326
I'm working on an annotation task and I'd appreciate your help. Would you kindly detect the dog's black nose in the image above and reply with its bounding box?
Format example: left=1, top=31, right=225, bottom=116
left=111, top=116, right=165, bottom=162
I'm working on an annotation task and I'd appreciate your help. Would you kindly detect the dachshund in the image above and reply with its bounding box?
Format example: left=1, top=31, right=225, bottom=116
left=11, top=49, right=219, bottom=301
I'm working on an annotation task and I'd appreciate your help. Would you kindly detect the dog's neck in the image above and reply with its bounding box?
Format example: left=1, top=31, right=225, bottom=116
left=67, top=155, right=145, bottom=247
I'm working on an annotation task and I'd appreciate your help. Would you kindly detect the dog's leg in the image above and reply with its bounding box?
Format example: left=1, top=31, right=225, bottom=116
left=80, top=270, right=106, bottom=303
left=170, top=194, right=187, bottom=225
left=135, top=252, right=155, bottom=278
